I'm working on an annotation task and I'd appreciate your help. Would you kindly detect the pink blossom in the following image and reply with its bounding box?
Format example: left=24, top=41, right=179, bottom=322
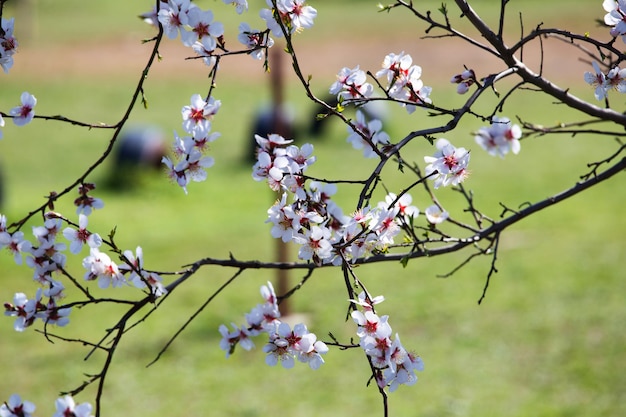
left=63, top=214, right=103, bottom=254
left=181, top=94, right=221, bottom=136
left=158, top=0, right=193, bottom=40
left=53, top=396, right=93, bottom=417
left=3, top=292, right=40, bottom=331
left=383, top=192, right=419, bottom=222
left=82, top=248, right=125, bottom=289
left=181, top=7, right=224, bottom=47
left=425, top=204, right=449, bottom=225
left=0, top=394, right=36, bottom=417
left=0, top=18, right=18, bottom=73
left=584, top=61, right=609, bottom=101
left=0, top=230, right=32, bottom=265
left=424, top=138, right=470, bottom=189
left=475, top=116, right=522, bottom=157
left=260, top=0, right=317, bottom=37
left=238, top=23, right=274, bottom=60
left=603, top=0, right=626, bottom=42
left=9, top=92, right=36, bottom=126
left=350, top=291, right=385, bottom=312
left=329, top=66, right=374, bottom=102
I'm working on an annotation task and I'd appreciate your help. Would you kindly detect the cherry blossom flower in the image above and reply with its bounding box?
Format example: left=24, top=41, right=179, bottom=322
left=329, top=66, right=374, bottom=102
left=376, top=52, right=432, bottom=112
left=40, top=298, right=71, bottom=327
left=584, top=61, right=609, bottom=100
left=376, top=51, right=413, bottom=86
left=252, top=150, right=289, bottom=190
left=223, top=0, right=249, bottom=14
left=352, top=310, right=392, bottom=345
left=82, top=248, right=125, bottom=289
left=298, top=337, right=328, bottom=370
left=53, top=396, right=93, bottom=417
left=260, top=281, right=278, bottom=306
left=3, top=292, right=40, bottom=331
left=263, top=336, right=295, bottom=368
left=162, top=155, right=190, bottom=191
left=238, top=23, right=274, bottom=60
left=0, top=17, right=18, bottom=73
left=119, top=246, right=167, bottom=297
left=350, top=290, right=385, bottom=312
left=164, top=128, right=216, bottom=193
left=219, top=323, right=254, bottom=357
left=474, top=116, right=522, bottom=157
left=603, top=0, right=626, bottom=42
left=31, top=217, right=63, bottom=244
left=383, top=334, right=424, bottom=392
left=383, top=192, right=419, bottom=223
left=0, top=394, right=36, bottom=417
left=294, top=225, right=333, bottom=263
left=260, top=0, right=317, bottom=37
left=181, top=94, right=221, bottom=136
left=606, top=65, right=626, bottom=93
left=158, top=0, right=193, bottom=40
left=424, top=138, right=470, bottom=189
left=25, top=239, right=67, bottom=284
left=255, top=133, right=293, bottom=153
left=425, top=204, right=449, bottom=225
left=0, top=230, right=33, bottom=265
left=191, top=38, right=218, bottom=68
left=63, top=214, right=103, bottom=254
left=369, top=206, right=401, bottom=246
left=267, top=193, right=298, bottom=242
left=9, top=92, right=36, bottom=126
left=181, top=7, right=224, bottom=48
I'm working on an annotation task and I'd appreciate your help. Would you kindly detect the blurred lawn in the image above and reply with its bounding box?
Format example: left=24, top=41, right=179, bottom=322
left=1, top=1, right=625, bottom=416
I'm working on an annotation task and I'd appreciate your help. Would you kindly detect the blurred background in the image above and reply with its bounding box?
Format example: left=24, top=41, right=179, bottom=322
left=0, top=1, right=624, bottom=416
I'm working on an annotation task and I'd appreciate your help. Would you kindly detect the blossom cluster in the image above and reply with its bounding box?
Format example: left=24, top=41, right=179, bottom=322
left=0, top=394, right=93, bottom=417
left=219, top=282, right=328, bottom=369
left=154, top=0, right=226, bottom=67
left=144, top=0, right=316, bottom=66
left=2, top=212, right=72, bottom=332
left=350, top=291, right=424, bottom=392
left=603, top=0, right=626, bottom=42
left=584, top=61, right=626, bottom=101
left=474, top=116, right=522, bottom=158
left=162, top=94, right=220, bottom=193
left=329, top=52, right=432, bottom=114
left=2, top=185, right=166, bottom=331
left=375, top=52, right=432, bottom=113
left=253, top=133, right=457, bottom=264
left=0, top=17, right=18, bottom=73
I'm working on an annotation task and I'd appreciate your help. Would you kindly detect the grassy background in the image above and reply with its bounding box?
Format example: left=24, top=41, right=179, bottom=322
left=1, top=1, right=625, bottom=416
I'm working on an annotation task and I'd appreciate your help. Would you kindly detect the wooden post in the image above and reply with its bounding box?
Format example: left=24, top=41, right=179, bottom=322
left=269, top=45, right=292, bottom=316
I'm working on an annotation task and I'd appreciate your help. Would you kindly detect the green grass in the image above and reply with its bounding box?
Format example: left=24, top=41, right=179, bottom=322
left=1, top=1, right=625, bottom=416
